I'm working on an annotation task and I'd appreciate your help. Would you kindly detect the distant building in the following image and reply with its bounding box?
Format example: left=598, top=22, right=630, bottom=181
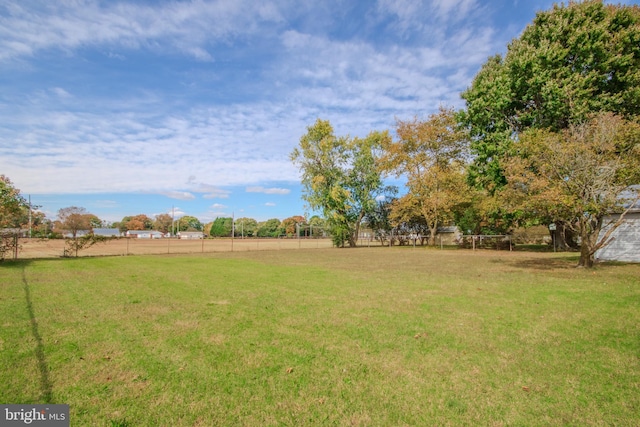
left=436, top=226, right=463, bottom=245
left=595, top=187, right=640, bottom=263
left=93, top=228, right=122, bottom=237
left=62, top=230, right=90, bottom=238
left=126, top=230, right=164, bottom=239
left=177, top=231, right=204, bottom=239
left=0, top=228, right=28, bottom=237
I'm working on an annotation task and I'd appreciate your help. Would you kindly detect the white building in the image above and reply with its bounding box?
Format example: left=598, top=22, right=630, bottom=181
left=126, top=230, right=164, bottom=239
left=177, top=231, right=204, bottom=239
left=595, top=187, right=640, bottom=263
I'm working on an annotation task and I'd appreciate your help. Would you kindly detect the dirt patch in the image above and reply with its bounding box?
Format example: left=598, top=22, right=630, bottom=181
left=15, top=238, right=334, bottom=259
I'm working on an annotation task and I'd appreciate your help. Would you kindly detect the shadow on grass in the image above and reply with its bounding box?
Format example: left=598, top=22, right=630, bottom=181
left=508, top=256, right=579, bottom=270
left=22, top=264, right=53, bottom=403
left=512, top=244, right=556, bottom=252
left=1, top=259, right=33, bottom=268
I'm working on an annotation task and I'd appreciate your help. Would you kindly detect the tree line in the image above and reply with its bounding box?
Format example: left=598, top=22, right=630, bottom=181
left=3, top=2, right=639, bottom=266
left=291, top=1, right=640, bottom=267
left=0, top=184, right=327, bottom=259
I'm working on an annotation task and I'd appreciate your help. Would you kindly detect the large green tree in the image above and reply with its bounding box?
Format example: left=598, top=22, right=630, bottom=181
left=291, top=119, right=389, bottom=247
left=178, top=215, right=202, bottom=231
left=279, top=216, right=306, bottom=237
left=234, top=217, right=258, bottom=238
left=0, top=175, right=29, bottom=229
left=0, top=176, right=32, bottom=260
left=209, top=217, right=233, bottom=237
left=462, top=0, right=640, bottom=190
left=256, top=218, right=281, bottom=237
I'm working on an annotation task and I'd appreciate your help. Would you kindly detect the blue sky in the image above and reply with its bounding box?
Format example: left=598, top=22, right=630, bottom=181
left=1, top=0, right=637, bottom=225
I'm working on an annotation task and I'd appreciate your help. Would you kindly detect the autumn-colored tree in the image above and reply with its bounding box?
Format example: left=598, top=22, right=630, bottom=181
left=386, top=193, right=429, bottom=245
left=125, top=214, right=153, bottom=231
left=279, top=216, right=306, bottom=237
left=502, top=113, right=640, bottom=267
left=452, top=188, right=514, bottom=236
left=291, top=119, right=389, bottom=247
left=57, top=206, right=92, bottom=238
left=380, top=107, right=470, bottom=245
left=154, top=213, right=173, bottom=233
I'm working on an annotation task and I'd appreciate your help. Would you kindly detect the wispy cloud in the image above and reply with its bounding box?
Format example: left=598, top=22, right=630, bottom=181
left=0, top=0, right=286, bottom=62
left=150, top=207, right=185, bottom=218
left=50, top=87, right=72, bottom=99
left=197, top=184, right=232, bottom=199
left=0, top=0, right=521, bottom=205
left=246, top=186, right=291, bottom=195
left=158, top=191, right=196, bottom=201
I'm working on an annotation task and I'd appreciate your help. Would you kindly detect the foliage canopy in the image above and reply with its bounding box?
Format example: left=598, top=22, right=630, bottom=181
left=462, top=0, right=640, bottom=190
left=379, top=107, right=470, bottom=245
left=291, top=119, right=389, bottom=247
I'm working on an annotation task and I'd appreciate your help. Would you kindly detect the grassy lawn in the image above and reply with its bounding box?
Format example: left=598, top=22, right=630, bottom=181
left=1, top=248, right=639, bottom=426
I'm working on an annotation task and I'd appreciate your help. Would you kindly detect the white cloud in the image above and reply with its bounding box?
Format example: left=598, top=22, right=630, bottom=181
left=50, top=87, right=72, bottom=98
left=246, top=186, right=291, bottom=195
left=0, top=0, right=286, bottom=62
left=265, top=202, right=276, bottom=207
left=431, top=0, right=479, bottom=21
left=158, top=191, right=196, bottom=200
left=162, top=207, right=186, bottom=218
left=0, top=0, right=511, bottom=200
left=374, top=0, right=483, bottom=41
left=276, top=26, right=497, bottom=125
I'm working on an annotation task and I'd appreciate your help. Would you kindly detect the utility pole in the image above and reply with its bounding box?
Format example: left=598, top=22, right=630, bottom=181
left=171, top=205, right=175, bottom=237
left=28, top=195, right=32, bottom=238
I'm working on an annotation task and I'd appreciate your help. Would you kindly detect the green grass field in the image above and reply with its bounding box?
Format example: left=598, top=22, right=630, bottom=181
left=1, top=248, right=639, bottom=426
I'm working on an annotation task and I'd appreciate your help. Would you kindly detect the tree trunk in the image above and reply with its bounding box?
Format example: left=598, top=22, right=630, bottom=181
left=577, top=221, right=599, bottom=268
left=348, top=213, right=364, bottom=248
left=551, top=222, right=578, bottom=251
left=578, top=241, right=594, bottom=268
left=428, top=226, right=437, bottom=246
